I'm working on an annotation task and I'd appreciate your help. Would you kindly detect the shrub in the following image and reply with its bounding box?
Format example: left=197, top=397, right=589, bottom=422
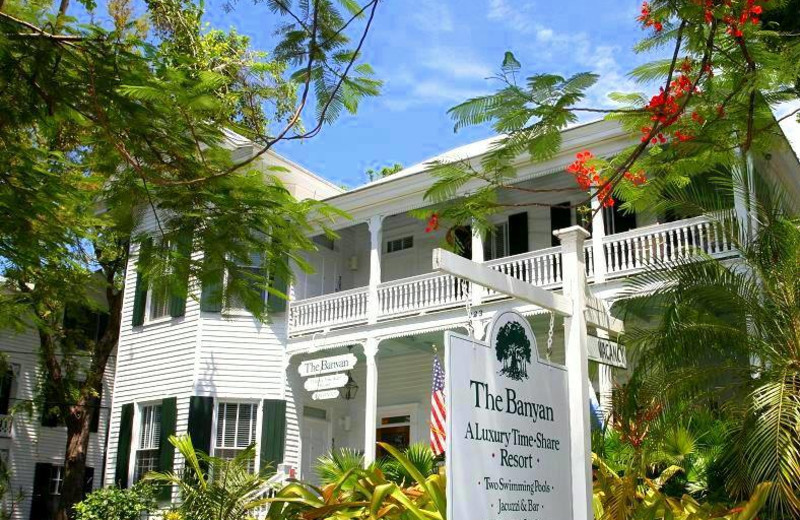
left=73, top=483, right=155, bottom=520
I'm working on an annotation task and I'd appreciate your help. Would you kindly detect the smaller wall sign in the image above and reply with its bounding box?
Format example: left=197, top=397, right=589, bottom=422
left=311, top=390, right=340, bottom=400
left=587, top=336, right=627, bottom=369
left=298, top=353, right=358, bottom=378
left=304, top=373, right=349, bottom=392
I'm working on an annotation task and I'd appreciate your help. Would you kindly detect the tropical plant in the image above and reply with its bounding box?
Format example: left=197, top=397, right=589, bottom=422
left=145, top=435, right=273, bottom=520
left=315, top=447, right=383, bottom=487
left=621, top=188, right=800, bottom=516
left=382, top=443, right=436, bottom=487
left=267, top=442, right=444, bottom=520
left=366, top=163, right=403, bottom=182
left=593, top=454, right=771, bottom=520
left=73, top=483, right=156, bottom=520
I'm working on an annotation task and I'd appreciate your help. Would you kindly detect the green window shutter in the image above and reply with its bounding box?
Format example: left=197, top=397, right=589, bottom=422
left=260, top=399, right=287, bottom=474
left=157, top=397, right=177, bottom=501
left=267, top=271, right=288, bottom=313
left=89, top=386, right=102, bottom=433
left=131, top=271, right=147, bottom=326
left=200, top=270, right=223, bottom=313
left=132, top=239, right=153, bottom=326
left=82, top=467, right=95, bottom=499
left=115, top=403, right=134, bottom=488
left=187, top=396, right=214, bottom=455
left=169, top=231, right=193, bottom=318
left=508, top=211, right=529, bottom=256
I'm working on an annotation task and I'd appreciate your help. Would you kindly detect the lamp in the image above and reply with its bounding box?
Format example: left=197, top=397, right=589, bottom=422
left=341, top=346, right=359, bottom=401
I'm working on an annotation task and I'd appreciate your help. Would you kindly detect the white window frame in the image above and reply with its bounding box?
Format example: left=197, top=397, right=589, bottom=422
left=226, top=251, right=271, bottom=314
left=128, top=400, right=162, bottom=485
left=49, top=465, right=64, bottom=496
left=386, top=236, right=414, bottom=254
left=376, top=403, right=419, bottom=444
left=143, top=238, right=177, bottom=324
left=211, top=399, right=262, bottom=473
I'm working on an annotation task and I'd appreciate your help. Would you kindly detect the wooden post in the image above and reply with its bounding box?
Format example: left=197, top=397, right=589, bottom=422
left=590, top=190, right=607, bottom=284
left=363, top=337, right=380, bottom=465
left=554, top=225, right=593, bottom=520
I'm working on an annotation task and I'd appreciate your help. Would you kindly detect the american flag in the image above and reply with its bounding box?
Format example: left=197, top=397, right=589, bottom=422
left=430, top=356, right=446, bottom=456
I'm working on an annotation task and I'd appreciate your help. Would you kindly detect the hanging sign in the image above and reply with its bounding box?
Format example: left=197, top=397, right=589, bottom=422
left=298, top=353, right=358, bottom=378
left=304, top=373, right=349, bottom=392
left=311, top=390, right=340, bottom=401
left=446, top=311, right=571, bottom=520
left=587, top=335, right=627, bottom=369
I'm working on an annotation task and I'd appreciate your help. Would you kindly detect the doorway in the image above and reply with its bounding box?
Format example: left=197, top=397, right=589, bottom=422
left=375, top=404, right=416, bottom=459
left=301, top=408, right=332, bottom=484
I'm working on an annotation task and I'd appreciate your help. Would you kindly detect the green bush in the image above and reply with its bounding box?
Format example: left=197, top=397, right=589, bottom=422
left=73, top=483, right=156, bottom=520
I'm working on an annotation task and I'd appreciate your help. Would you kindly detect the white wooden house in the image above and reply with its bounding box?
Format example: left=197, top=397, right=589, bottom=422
left=99, top=118, right=800, bottom=508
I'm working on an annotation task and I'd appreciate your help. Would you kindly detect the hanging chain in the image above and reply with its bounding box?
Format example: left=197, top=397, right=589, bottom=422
left=546, top=311, right=555, bottom=361
left=462, top=279, right=474, bottom=337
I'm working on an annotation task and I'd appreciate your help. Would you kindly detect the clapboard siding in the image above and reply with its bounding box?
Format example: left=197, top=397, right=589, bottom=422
left=0, top=326, right=115, bottom=520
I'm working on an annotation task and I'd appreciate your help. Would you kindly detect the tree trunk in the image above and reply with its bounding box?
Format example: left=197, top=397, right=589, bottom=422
left=55, top=403, right=92, bottom=520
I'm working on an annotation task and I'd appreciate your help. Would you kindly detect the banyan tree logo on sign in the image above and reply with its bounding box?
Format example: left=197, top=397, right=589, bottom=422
left=495, top=320, right=532, bottom=381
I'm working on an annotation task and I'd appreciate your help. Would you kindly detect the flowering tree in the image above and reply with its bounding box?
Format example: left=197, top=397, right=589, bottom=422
left=422, top=0, right=800, bottom=233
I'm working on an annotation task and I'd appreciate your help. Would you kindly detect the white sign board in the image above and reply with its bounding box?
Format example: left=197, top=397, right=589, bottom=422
left=298, top=353, right=358, bottom=378
left=311, top=390, right=340, bottom=400
left=303, top=373, right=349, bottom=392
left=587, top=335, right=627, bottom=369
left=446, top=311, right=571, bottom=520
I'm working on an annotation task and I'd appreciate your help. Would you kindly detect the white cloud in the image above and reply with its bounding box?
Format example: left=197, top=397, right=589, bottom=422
left=413, top=0, right=455, bottom=33
left=488, top=0, right=537, bottom=34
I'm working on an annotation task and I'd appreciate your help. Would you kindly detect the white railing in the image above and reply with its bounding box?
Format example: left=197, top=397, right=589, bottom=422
left=483, top=246, right=565, bottom=301
left=251, top=465, right=292, bottom=519
left=0, top=415, right=12, bottom=438
left=288, top=286, right=369, bottom=335
left=287, top=215, right=740, bottom=336
left=603, top=214, right=737, bottom=277
left=378, top=272, right=466, bottom=320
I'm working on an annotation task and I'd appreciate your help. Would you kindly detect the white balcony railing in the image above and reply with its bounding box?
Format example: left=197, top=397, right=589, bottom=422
left=289, top=286, right=369, bottom=335
left=0, top=415, right=12, bottom=438
left=288, top=214, right=738, bottom=336
left=602, top=213, right=737, bottom=277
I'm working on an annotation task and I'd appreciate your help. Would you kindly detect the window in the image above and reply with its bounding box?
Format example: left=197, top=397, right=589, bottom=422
left=484, top=222, right=509, bottom=261
left=148, top=283, right=171, bottom=320
left=386, top=236, right=413, bottom=254
left=0, top=365, right=15, bottom=415
left=49, top=465, right=64, bottom=495
left=214, top=402, right=258, bottom=472
left=134, top=404, right=162, bottom=482
left=63, top=305, right=109, bottom=349
left=228, top=252, right=267, bottom=311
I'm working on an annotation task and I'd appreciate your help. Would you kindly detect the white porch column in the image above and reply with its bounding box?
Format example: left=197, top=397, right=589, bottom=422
left=554, top=225, right=593, bottom=520
left=590, top=192, right=607, bottom=284
left=367, top=215, right=384, bottom=324
left=363, top=337, right=380, bottom=465
left=470, top=222, right=485, bottom=307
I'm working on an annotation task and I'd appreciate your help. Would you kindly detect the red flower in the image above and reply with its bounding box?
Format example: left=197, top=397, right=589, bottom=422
left=425, top=212, right=439, bottom=233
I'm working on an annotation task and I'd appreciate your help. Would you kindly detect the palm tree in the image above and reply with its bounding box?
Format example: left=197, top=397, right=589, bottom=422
left=145, top=435, right=273, bottom=520
left=620, top=179, right=800, bottom=517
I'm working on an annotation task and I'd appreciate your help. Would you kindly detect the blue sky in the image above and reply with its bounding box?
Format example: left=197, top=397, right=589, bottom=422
left=200, top=0, right=657, bottom=188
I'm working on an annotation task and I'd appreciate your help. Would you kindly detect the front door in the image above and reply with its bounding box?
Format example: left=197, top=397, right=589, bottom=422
left=301, top=416, right=331, bottom=484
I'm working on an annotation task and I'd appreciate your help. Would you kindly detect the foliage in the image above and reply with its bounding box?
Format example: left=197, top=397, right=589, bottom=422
left=266, top=442, right=444, bottom=520
left=0, top=0, right=381, bottom=516
left=366, top=162, right=403, bottom=182
left=421, top=0, right=800, bottom=233
left=73, top=483, right=156, bottom=520
left=315, top=447, right=384, bottom=487
left=145, top=435, right=273, bottom=520
left=620, top=180, right=800, bottom=516
left=382, top=443, right=436, bottom=487
left=593, top=454, right=771, bottom=520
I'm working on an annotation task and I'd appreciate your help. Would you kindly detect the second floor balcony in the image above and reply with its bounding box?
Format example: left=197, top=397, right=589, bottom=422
left=288, top=209, right=739, bottom=338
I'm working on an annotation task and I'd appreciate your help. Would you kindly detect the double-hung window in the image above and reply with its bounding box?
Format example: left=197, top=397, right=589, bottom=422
left=214, top=402, right=258, bottom=472
left=484, top=222, right=509, bottom=261
left=228, top=253, right=267, bottom=311
left=49, top=465, right=64, bottom=496
left=134, top=404, right=162, bottom=482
